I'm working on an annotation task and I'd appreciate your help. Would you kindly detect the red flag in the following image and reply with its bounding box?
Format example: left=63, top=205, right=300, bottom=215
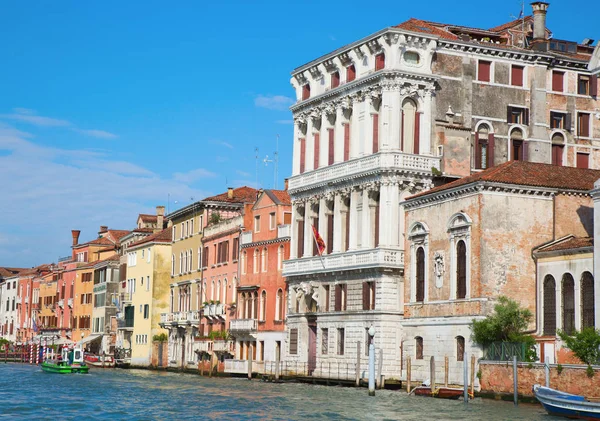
left=312, top=225, right=326, bottom=255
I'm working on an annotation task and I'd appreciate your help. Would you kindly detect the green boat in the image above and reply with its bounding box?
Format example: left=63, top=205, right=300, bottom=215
left=41, top=346, right=89, bottom=374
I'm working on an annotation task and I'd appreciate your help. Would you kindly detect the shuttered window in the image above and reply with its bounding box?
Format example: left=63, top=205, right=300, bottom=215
left=297, top=220, right=304, bottom=258
left=552, top=71, right=564, bottom=92
left=313, top=133, right=320, bottom=170
left=372, top=114, right=379, bottom=153
left=562, top=274, right=575, bottom=335
left=289, top=329, right=298, bottom=355
left=337, top=328, right=345, bottom=355
left=299, top=138, right=306, bottom=174
left=328, top=128, right=335, bottom=165
left=416, top=247, right=425, bottom=302
left=456, top=240, right=467, bottom=299
left=343, top=123, right=350, bottom=161
left=577, top=153, right=589, bottom=169
left=326, top=214, right=334, bottom=255
left=346, top=65, right=356, bottom=82
left=362, top=281, right=375, bottom=310
left=511, top=65, right=524, bottom=87
left=302, top=84, right=310, bottom=100
left=581, top=272, right=595, bottom=329
left=324, top=285, right=330, bottom=312
left=577, top=113, right=590, bottom=137
left=543, top=275, right=556, bottom=336
left=321, top=328, right=328, bottom=355
left=375, top=53, right=385, bottom=71
left=413, top=112, right=421, bottom=154
left=478, top=60, right=491, bottom=82
left=312, top=216, right=319, bottom=256
left=331, top=71, right=340, bottom=89
left=551, top=144, right=564, bottom=166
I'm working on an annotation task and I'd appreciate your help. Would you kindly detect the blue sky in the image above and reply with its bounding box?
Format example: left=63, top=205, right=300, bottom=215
left=0, top=0, right=596, bottom=267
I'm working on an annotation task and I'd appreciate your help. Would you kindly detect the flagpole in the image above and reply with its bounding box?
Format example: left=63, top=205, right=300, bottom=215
left=311, top=225, right=326, bottom=270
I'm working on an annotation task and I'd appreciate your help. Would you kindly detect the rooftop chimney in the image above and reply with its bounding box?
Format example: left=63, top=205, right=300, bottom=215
left=71, top=230, right=81, bottom=246
left=284, top=178, right=289, bottom=191
left=227, top=187, right=234, bottom=199
left=99, top=225, right=108, bottom=234
left=531, top=2, right=549, bottom=40
left=156, top=205, right=165, bottom=230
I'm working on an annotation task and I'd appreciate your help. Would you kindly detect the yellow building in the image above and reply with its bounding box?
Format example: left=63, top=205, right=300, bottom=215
left=125, top=228, right=172, bottom=367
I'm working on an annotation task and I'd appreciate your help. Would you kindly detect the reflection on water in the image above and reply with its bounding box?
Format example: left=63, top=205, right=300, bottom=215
left=0, top=364, right=560, bottom=420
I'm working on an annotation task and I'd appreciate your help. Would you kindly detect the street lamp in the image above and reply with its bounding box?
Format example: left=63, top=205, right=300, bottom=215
left=368, top=325, right=376, bottom=396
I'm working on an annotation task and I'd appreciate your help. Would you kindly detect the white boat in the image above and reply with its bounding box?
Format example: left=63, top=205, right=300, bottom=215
left=533, top=384, right=600, bottom=420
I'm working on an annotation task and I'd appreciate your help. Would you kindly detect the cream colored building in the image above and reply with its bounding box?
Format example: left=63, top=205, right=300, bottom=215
left=125, top=228, right=172, bottom=367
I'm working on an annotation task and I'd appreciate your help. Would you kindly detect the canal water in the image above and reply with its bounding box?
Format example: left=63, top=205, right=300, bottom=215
left=0, top=364, right=559, bottom=420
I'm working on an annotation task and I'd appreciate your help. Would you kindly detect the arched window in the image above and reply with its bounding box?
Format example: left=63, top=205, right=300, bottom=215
left=415, top=336, right=424, bottom=360
left=278, top=245, right=284, bottom=271
left=302, top=83, right=310, bottom=100
left=551, top=132, right=564, bottom=166
left=562, top=273, right=575, bottom=334
left=253, top=249, right=259, bottom=274
left=276, top=289, right=284, bottom=321
left=416, top=247, right=425, bottom=302
left=346, top=64, right=356, bottom=82
left=197, top=247, right=201, bottom=270
left=510, top=128, right=525, bottom=161
left=232, top=277, right=237, bottom=304
left=253, top=292, right=259, bottom=319
left=456, top=336, right=465, bottom=361
left=190, top=219, right=194, bottom=235
left=260, top=290, right=267, bottom=321
left=456, top=240, right=467, bottom=299
left=211, top=281, right=215, bottom=301
left=170, top=288, right=174, bottom=312
left=189, top=249, right=193, bottom=272
left=401, top=98, right=420, bottom=154
left=223, top=279, right=228, bottom=305
left=261, top=248, right=268, bottom=273
left=581, top=272, right=595, bottom=328
left=202, top=281, right=207, bottom=303
left=179, top=252, right=183, bottom=274
left=171, top=255, right=175, bottom=276
left=375, top=52, right=385, bottom=71
left=475, top=123, right=494, bottom=169
left=543, top=275, right=557, bottom=335
left=216, top=280, right=221, bottom=302
left=241, top=251, right=247, bottom=275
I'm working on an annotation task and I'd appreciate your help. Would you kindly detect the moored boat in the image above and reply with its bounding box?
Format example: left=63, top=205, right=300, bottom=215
left=84, top=354, right=115, bottom=368
left=412, top=386, right=473, bottom=399
left=533, top=384, right=600, bottom=420
left=41, top=347, right=89, bottom=374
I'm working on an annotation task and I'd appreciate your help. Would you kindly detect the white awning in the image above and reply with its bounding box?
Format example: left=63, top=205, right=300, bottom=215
left=80, top=334, right=102, bottom=345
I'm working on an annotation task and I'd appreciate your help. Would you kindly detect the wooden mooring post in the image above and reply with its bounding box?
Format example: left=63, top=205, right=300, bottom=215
left=470, top=355, right=476, bottom=396
left=248, top=345, right=253, bottom=380
left=430, top=356, right=436, bottom=394
left=513, top=355, right=518, bottom=406
left=444, top=356, right=448, bottom=387
left=377, top=348, right=384, bottom=389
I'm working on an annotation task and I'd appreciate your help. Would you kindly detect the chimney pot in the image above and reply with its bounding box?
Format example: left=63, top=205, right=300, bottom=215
left=156, top=205, right=165, bottom=217
left=71, top=230, right=81, bottom=246
left=99, top=225, right=108, bottom=234
left=531, top=2, right=549, bottom=41
left=284, top=178, right=289, bottom=191
left=227, top=187, right=234, bottom=199
left=156, top=205, right=165, bottom=231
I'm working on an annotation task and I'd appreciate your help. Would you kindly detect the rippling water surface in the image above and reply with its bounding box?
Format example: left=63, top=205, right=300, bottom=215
left=0, top=363, right=560, bottom=420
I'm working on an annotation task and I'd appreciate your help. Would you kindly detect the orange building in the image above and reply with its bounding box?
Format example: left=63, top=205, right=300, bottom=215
left=228, top=189, right=291, bottom=371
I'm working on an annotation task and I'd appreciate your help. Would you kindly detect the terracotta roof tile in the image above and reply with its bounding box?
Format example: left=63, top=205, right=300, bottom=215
left=93, top=254, right=120, bottom=267
left=202, top=186, right=259, bottom=204
left=488, top=16, right=534, bottom=33
left=266, top=189, right=291, bottom=205
left=540, top=236, right=593, bottom=253
left=394, top=18, right=459, bottom=40
left=138, top=214, right=158, bottom=223
left=107, top=230, right=131, bottom=241
left=409, top=161, right=600, bottom=200
left=0, top=267, right=28, bottom=278
left=128, top=228, right=172, bottom=248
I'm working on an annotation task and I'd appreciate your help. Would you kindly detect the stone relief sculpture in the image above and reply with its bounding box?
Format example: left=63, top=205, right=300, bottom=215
left=433, top=251, right=444, bottom=288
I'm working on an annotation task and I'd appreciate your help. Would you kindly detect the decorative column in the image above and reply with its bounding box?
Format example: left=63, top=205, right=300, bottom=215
left=378, top=181, right=391, bottom=247
left=303, top=200, right=314, bottom=257
left=335, top=103, right=345, bottom=163
left=420, top=86, right=434, bottom=155
left=380, top=81, right=401, bottom=150
left=318, top=196, right=327, bottom=250
left=290, top=202, right=302, bottom=259
left=362, top=185, right=373, bottom=249
left=349, top=188, right=359, bottom=250
left=574, top=277, right=581, bottom=331
left=305, top=114, right=315, bottom=173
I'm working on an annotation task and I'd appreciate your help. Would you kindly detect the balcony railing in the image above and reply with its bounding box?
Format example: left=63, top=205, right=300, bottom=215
left=203, top=303, right=226, bottom=319
left=194, top=340, right=211, bottom=353
left=117, top=318, right=134, bottom=329
left=212, top=340, right=232, bottom=353
left=287, top=151, right=441, bottom=191
left=160, top=311, right=201, bottom=326
left=283, top=247, right=404, bottom=277
left=121, top=292, right=132, bottom=303
left=277, top=224, right=291, bottom=238
left=58, top=299, right=64, bottom=309
left=229, top=318, right=257, bottom=332
left=240, top=231, right=253, bottom=245
left=203, top=216, right=243, bottom=238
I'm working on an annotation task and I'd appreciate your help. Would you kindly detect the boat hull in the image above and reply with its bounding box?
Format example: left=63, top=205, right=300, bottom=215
left=41, top=362, right=89, bottom=374
left=413, top=386, right=471, bottom=399
left=534, top=385, right=600, bottom=420
left=84, top=355, right=115, bottom=368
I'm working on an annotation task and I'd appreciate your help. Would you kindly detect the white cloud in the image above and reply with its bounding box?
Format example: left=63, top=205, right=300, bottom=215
left=0, top=124, right=208, bottom=266
left=254, top=95, right=294, bottom=111
left=73, top=128, right=118, bottom=139
left=173, top=168, right=217, bottom=183
left=0, top=108, right=71, bottom=127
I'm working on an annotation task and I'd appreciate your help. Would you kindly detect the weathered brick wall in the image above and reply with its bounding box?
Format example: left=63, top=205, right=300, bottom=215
left=480, top=361, right=600, bottom=398
left=554, top=194, right=593, bottom=239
